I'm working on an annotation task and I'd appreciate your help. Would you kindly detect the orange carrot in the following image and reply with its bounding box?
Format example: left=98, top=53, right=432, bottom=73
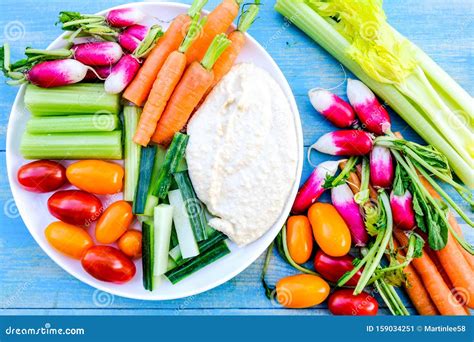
left=185, top=0, right=240, bottom=65
left=133, top=15, right=205, bottom=146
left=210, top=3, right=259, bottom=88
left=448, top=213, right=474, bottom=270
left=151, top=34, right=231, bottom=145
left=123, top=1, right=207, bottom=106
left=392, top=239, right=438, bottom=315
left=394, top=229, right=468, bottom=315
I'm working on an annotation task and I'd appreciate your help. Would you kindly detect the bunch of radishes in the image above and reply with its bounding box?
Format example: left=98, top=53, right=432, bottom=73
left=2, top=8, right=157, bottom=93
left=293, top=79, right=416, bottom=246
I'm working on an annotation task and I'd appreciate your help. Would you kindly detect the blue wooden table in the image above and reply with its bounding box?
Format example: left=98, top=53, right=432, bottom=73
left=0, top=0, right=472, bottom=315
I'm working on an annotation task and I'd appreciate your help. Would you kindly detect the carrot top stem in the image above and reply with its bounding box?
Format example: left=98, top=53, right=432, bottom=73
left=200, top=33, right=231, bottom=70
left=179, top=15, right=207, bottom=54
left=134, top=25, right=163, bottom=58
left=237, top=2, right=260, bottom=33
left=188, top=0, right=209, bottom=17
left=354, top=157, right=370, bottom=205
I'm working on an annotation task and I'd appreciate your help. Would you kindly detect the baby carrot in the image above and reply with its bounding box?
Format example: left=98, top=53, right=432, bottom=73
left=392, top=239, right=438, bottom=315
left=133, top=15, right=206, bottom=146
left=185, top=0, right=240, bottom=65
left=123, top=0, right=208, bottom=106
left=210, top=2, right=259, bottom=88
left=151, top=34, right=231, bottom=145
left=394, top=229, right=467, bottom=315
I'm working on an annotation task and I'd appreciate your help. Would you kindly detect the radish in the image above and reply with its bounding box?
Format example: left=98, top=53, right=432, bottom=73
left=310, top=130, right=373, bottom=156
left=390, top=190, right=416, bottom=230
left=118, top=25, right=148, bottom=52
left=291, top=161, right=339, bottom=214
left=106, top=8, right=145, bottom=27
left=84, top=65, right=113, bottom=81
left=370, top=145, right=394, bottom=189
left=72, top=42, right=123, bottom=66
left=308, top=88, right=356, bottom=128
left=331, top=183, right=368, bottom=246
left=26, top=59, right=89, bottom=87
left=347, top=79, right=391, bottom=135
left=104, top=55, right=140, bottom=94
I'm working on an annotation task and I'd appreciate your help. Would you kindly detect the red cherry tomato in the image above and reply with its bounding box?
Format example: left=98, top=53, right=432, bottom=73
left=17, top=160, right=67, bottom=192
left=47, top=190, right=103, bottom=226
left=314, top=250, right=362, bottom=286
left=328, top=289, right=378, bottom=316
left=81, top=246, right=136, bottom=283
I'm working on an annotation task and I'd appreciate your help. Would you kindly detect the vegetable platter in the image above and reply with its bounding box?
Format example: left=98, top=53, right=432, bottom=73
left=5, top=1, right=303, bottom=300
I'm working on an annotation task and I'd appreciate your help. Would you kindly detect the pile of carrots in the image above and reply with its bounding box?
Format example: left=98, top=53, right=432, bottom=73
left=124, top=0, right=259, bottom=147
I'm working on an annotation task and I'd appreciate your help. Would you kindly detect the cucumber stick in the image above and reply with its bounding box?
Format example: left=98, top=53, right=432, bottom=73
left=168, top=189, right=199, bottom=259
left=123, top=105, right=141, bottom=202
left=165, top=241, right=230, bottom=284
left=151, top=133, right=189, bottom=198
left=26, top=114, right=119, bottom=133
left=153, top=205, right=174, bottom=277
left=169, top=231, right=227, bottom=266
left=20, top=131, right=122, bottom=160
left=25, top=83, right=121, bottom=116
left=133, top=146, right=156, bottom=215
left=174, top=171, right=208, bottom=241
left=143, top=146, right=167, bottom=216
left=142, top=220, right=154, bottom=291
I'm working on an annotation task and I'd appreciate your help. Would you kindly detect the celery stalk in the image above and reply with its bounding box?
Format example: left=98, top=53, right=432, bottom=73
left=24, top=83, right=121, bottom=116
left=20, top=131, right=122, bottom=159
left=26, top=114, right=119, bottom=133
left=123, top=105, right=141, bottom=202
left=274, top=0, right=473, bottom=187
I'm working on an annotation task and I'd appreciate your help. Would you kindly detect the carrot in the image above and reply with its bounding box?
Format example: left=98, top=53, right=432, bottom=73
left=394, top=229, right=468, bottom=315
left=123, top=0, right=207, bottom=106
left=448, top=213, right=474, bottom=270
left=151, top=34, right=231, bottom=145
left=133, top=15, right=206, bottom=147
left=209, top=2, right=259, bottom=88
left=185, top=0, right=240, bottom=65
left=392, top=239, right=438, bottom=315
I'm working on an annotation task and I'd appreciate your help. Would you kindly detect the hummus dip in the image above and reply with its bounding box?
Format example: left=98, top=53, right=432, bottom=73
left=186, top=63, right=298, bottom=246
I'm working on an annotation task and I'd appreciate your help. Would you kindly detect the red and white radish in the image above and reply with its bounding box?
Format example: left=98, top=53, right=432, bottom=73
left=310, top=130, right=373, bottom=156
left=347, top=79, right=391, bottom=135
left=308, top=89, right=356, bottom=128
left=106, top=8, right=145, bottom=27
left=331, top=183, right=368, bottom=246
left=291, top=161, right=339, bottom=214
left=27, top=59, right=89, bottom=88
left=104, top=55, right=140, bottom=94
left=390, top=190, right=416, bottom=230
left=118, top=25, right=148, bottom=52
left=370, top=145, right=394, bottom=189
left=84, top=65, right=113, bottom=81
left=72, top=42, right=123, bottom=67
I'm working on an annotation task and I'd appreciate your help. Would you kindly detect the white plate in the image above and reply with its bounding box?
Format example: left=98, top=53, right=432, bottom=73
left=6, top=2, right=303, bottom=300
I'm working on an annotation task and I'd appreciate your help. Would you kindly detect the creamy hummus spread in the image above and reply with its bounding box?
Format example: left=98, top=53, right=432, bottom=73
left=186, top=63, right=298, bottom=246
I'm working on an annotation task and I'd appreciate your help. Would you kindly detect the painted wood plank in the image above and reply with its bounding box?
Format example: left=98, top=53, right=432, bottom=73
left=0, top=0, right=472, bottom=314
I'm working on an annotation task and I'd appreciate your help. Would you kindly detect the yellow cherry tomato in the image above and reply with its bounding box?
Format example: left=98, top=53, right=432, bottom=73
left=308, top=202, right=351, bottom=257
left=118, top=230, right=142, bottom=259
left=287, top=216, right=313, bottom=264
left=95, top=201, right=133, bottom=244
left=66, top=160, right=124, bottom=195
left=276, top=274, right=330, bottom=308
left=45, top=221, right=93, bottom=259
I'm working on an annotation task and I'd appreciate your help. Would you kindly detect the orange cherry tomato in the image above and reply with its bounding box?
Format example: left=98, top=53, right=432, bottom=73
left=66, top=160, right=124, bottom=195
left=276, top=274, right=330, bottom=308
left=95, top=201, right=133, bottom=244
left=308, top=202, right=351, bottom=257
left=118, top=230, right=142, bottom=259
left=45, top=221, right=93, bottom=259
left=286, top=216, right=313, bottom=264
